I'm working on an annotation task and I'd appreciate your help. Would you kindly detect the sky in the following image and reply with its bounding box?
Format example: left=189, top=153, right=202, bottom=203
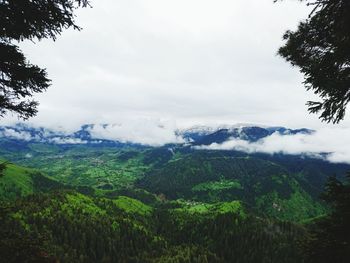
left=2, top=0, right=350, bottom=133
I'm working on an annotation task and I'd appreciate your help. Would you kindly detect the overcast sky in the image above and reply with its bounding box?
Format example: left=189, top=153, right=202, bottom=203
left=3, top=0, right=350, bottom=131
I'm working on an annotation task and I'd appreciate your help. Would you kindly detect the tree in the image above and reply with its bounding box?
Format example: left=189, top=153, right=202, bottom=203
left=277, top=0, right=350, bottom=123
left=0, top=0, right=89, bottom=120
left=0, top=162, right=7, bottom=177
left=304, top=174, right=350, bottom=263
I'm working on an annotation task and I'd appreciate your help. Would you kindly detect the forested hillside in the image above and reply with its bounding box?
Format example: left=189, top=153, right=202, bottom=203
left=1, top=189, right=307, bottom=263
left=1, top=0, right=349, bottom=261
left=0, top=132, right=349, bottom=262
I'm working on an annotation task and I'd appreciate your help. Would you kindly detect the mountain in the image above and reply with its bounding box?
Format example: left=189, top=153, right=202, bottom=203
left=0, top=123, right=314, bottom=147
left=0, top=123, right=140, bottom=147
left=0, top=123, right=349, bottom=222
left=0, top=161, right=64, bottom=201
left=1, top=123, right=349, bottom=262
left=138, top=149, right=335, bottom=221
left=180, top=125, right=313, bottom=145
left=1, top=140, right=348, bottom=221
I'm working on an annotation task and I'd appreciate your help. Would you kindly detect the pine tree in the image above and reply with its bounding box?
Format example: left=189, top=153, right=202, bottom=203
left=305, top=174, right=350, bottom=262
left=0, top=0, right=89, bottom=119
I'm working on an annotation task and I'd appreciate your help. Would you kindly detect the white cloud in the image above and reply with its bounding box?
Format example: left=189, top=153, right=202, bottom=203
left=48, top=137, right=87, bottom=145
left=194, top=127, right=350, bottom=164
left=25, top=153, right=33, bottom=158
left=0, top=119, right=182, bottom=146
left=88, top=119, right=184, bottom=146
left=1, top=128, right=33, bottom=141
left=0, top=127, right=88, bottom=144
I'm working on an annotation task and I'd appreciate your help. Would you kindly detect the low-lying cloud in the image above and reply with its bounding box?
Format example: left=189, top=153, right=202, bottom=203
left=48, top=137, right=87, bottom=145
left=0, top=119, right=184, bottom=146
left=194, top=127, right=350, bottom=164
left=88, top=120, right=184, bottom=146
left=0, top=128, right=34, bottom=141
left=1, top=122, right=349, bottom=164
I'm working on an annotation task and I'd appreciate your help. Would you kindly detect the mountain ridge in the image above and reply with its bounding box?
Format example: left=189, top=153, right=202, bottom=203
left=0, top=123, right=314, bottom=145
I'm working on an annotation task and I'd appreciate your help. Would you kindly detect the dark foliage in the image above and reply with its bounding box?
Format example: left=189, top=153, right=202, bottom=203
left=304, top=174, right=350, bottom=263
left=0, top=190, right=307, bottom=263
left=277, top=0, right=350, bottom=123
left=139, top=153, right=297, bottom=204
left=0, top=200, right=56, bottom=263
left=0, top=0, right=89, bottom=119
left=0, top=42, right=50, bottom=119
left=0, top=161, right=7, bottom=177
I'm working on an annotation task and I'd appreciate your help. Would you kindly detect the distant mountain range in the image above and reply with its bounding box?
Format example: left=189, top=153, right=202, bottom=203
left=179, top=125, right=313, bottom=145
left=1, top=123, right=349, bottom=224
left=0, top=123, right=313, bottom=146
left=0, top=124, right=126, bottom=146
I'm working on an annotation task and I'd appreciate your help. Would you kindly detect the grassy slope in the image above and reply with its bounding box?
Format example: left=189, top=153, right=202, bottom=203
left=0, top=162, right=35, bottom=200
left=113, top=196, right=153, bottom=216
left=173, top=200, right=246, bottom=218
left=0, top=161, right=65, bottom=201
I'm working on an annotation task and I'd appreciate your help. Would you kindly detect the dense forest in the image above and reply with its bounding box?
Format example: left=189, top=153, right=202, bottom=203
left=0, top=189, right=306, bottom=262
left=0, top=143, right=349, bottom=262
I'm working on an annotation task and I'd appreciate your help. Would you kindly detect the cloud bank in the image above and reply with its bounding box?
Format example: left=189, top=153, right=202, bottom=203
left=88, top=120, right=184, bottom=146
left=0, top=127, right=87, bottom=144
left=48, top=137, right=87, bottom=145
left=1, top=121, right=349, bottom=164
left=194, top=127, right=350, bottom=164
left=0, top=128, right=34, bottom=141
left=0, top=119, right=184, bottom=146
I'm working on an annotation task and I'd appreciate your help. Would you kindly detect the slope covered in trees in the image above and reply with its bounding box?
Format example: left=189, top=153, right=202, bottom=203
left=0, top=190, right=307, bottom=263
left=138, top=151, right=332, bottom=221
left=1, top=142, right=348, bottom=221
left=0, top=139, right=349, bottom=261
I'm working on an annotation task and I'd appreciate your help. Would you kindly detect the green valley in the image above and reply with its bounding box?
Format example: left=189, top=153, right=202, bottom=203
left=0, top=140, right=349, bottom=262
